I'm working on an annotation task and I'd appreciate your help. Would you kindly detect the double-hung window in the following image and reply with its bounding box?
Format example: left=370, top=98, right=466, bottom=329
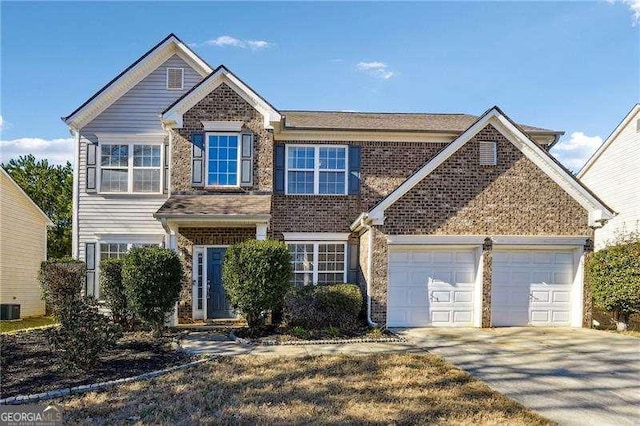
left=286, top=145, right=347, bottom=194
left=100, top=143, right=162, bottom=193
left=99, top=242, right=160, bottom=260
left=206, top=134, right=239, bottom=186
left=287, top=242, right=347, bottom=286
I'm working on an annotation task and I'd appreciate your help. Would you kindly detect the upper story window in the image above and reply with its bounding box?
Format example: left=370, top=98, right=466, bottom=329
left=286, top=145, right=347, bottom=195
left=166, top=68, right=184, bottom=90
left=206, top=134, right=239, bottom=186
left=100, top=143, right=162, bottom=193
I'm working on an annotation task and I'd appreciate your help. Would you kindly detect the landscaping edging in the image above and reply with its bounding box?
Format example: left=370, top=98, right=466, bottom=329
left=1, top=324, right=59, bottom=335
left=229, top=330, right=405, bottom=346
left=0, top=357, right=213, bottom=406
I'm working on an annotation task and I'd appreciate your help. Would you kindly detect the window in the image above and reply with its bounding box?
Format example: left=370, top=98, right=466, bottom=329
left=479, top=141, right=497, bottom=166
left=166, top=68, right=184, bottom=90
left=100, top=243, right=128, bottom=259
left=100, top=143, right=163, bottom=193
left=207, top=134, right=239, bottom=186
left=287, top=242, right=346, bottom=286
left=286, top=146, right=347, bottom=194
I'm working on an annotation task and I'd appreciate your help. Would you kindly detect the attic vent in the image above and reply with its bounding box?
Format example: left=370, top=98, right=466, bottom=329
left=479, top=141, right=497, bottom=166
left=166, top=68, right=184, bottom=90
left=636, top=118, right=640, bottom=133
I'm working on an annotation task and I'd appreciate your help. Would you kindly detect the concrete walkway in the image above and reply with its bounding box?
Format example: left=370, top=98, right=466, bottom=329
left=395, top=327, right=640, bottom=426
left=179, top=331, right=420, bottom=356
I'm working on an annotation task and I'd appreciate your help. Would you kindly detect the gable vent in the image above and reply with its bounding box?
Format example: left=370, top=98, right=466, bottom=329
left=479, top=141, right=497, bottom=166
left=636, top=118, right=640, bottom=133
left=167, top=68, right=184, bottom=90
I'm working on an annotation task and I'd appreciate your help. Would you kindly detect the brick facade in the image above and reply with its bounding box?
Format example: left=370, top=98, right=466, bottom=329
left=176, top=227, right=256, bottom=321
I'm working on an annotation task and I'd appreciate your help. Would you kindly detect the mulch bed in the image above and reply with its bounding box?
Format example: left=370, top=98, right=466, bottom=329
left=0, top=330, right=193, bottom=399
left=234, top=324, right=396, bottom=344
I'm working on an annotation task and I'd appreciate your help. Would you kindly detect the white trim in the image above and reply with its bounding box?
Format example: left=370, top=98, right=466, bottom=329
left=283, top=232, right=351, bottom=241
left=202, top=121, right=244, bottom=132
left=572, top=248, right=585, bottom=327
left=0, top=168, right=53, bottom=226
left=474, top=247, right=484, bottom=327
left=387, top=235, right=487, bottom=245
left=490, top=235, right=589, bottom=246
left=204, top=132, right=242, bottom=188
left=192, top=246, right=206, bottom=320
left=284, top=144, right=349, bottom=195
left=162, top=67, right=281, bottom=129
left=366, top=107, right=614, bottom=226
left=166, top=67, right=184, bottom=90
left=98, top=141, right=164, bottom=195
left=578, top=104, right=640, bottom=178
left=72, top=131, right=81, bottom=257
left=64, top=35, right=212, bottom=130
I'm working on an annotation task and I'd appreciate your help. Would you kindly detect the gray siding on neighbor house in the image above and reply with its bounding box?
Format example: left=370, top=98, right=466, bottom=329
left=83, top=54, right=204, bottom=134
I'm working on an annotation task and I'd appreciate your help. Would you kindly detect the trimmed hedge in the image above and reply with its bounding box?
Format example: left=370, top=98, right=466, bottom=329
left=39, top=258, right=85, bottom=317
left=586, top=240, right=640, bottom=330
left=122, top=247, right=183, bottom=336
left=99, top=258, right=135, bottom=330
left=284, top=283, right=363, bottom=330
left=222, top=240, right=292, bottom=328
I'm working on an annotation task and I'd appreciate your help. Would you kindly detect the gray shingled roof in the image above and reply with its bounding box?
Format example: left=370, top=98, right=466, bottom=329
left=281, top=111, right=560, bottom=134
left=155, top=194, right=271, bottom=217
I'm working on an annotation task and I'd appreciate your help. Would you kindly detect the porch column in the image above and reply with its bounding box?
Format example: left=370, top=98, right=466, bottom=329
left=256, top=223, right=268, bottom=240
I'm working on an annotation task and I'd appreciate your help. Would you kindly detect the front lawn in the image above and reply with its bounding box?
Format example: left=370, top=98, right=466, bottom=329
left=0, top=329, right=192, bottom=398
left=0, top=316, right=57, bottom=333
left=56, top=354, right=550, bottom=425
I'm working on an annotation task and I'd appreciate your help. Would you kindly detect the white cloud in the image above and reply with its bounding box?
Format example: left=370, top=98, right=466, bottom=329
left=0, top=137, right=74, bottom=165
left=550, top=131, right=603, bottom=172
left=198, top=35, right=273, bottom=50
left=608, top=0, right=640, bottom=24
left=356, top=61, right=395, bottom=80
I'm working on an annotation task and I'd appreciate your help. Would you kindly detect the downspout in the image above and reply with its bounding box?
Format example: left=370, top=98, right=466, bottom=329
left=360, top=216, right=378, bottom=328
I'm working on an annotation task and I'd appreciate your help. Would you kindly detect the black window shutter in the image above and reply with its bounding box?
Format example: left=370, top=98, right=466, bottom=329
left=191, top=133, right=205, bottom=187
left=348, top=145, right=361, bottom=195
left=274, top=144, right=285, bottom=194
left=347, top=241, right=359, bottom=284
left=85, top=242, right=96, bottom=297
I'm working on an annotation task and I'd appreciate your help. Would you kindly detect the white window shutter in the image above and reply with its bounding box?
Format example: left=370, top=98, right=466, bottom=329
left=479, top=141, right=497, bottom=166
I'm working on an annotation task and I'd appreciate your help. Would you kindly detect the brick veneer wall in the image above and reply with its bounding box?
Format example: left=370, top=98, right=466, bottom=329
left=176, top=227, right=255, bottom=321
left=171, top=83, right=274, bottom=193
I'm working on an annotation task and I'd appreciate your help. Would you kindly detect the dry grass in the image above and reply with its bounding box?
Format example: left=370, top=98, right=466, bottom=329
left=57, top=354, right=550, bottom=425
left=0, top=316, right=56, bottom=333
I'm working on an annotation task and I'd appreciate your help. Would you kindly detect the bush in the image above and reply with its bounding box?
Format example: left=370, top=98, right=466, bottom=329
left=39, top=258, right=85, bottom=317
left=100, top=258, right=135, bottom=330
left=222, top=240, right=292, bottom=328
left=586, top=240, right=640, bottom=331
left=48, top=298, right=122, bottom=370
left=122, top=247, right=183, bottom=336
left=284, top=283, right=363, bottom=330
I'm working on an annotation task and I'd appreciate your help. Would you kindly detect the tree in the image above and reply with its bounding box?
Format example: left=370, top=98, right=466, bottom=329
left=586, top=236, right=640, bottom=331
left=222, top=240, right=292, bottom=328
left=2, top=155, right=73, bottom=258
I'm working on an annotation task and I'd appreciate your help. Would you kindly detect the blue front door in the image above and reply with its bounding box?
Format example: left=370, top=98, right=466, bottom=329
left=206, top=248, right=234, bottom=319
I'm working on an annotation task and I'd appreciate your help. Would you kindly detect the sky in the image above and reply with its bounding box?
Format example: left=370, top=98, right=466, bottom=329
left=1, top=1, right=639, bottom=172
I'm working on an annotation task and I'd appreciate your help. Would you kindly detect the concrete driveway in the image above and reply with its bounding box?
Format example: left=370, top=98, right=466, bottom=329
left=394, top=327, right=640, bottom=426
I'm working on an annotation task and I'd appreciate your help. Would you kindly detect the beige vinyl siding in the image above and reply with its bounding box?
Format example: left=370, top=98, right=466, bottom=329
left=0, top=172, right=48, bottom=317
left=83, top=55, right=203, bottom=134
left=580, top=109, right=640, bottom=249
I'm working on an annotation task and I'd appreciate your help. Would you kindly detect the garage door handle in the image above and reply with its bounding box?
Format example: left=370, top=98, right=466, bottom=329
left=529, top=293, right=535, bottom=300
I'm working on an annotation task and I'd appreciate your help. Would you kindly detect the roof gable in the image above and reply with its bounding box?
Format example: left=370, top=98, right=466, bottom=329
left=361, top=106, right=614, bottom=228
left=577, top=104, right=640, bottom=178
left=162, top=65, right=281, bottom=129
left=62, top=34, right=212, bottom=131
left=1, top=168, right=53, bottom=226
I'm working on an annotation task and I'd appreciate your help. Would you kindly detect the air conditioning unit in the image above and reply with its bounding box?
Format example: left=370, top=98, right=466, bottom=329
left=0, top=304, right=21, bottom=320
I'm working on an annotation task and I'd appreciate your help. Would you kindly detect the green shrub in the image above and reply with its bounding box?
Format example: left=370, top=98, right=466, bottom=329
left=284, top=283, right=363, bottom=330
left=99, top=258, right=135, bottom=330
left=39, top=258, right=85, bottom=317
left=49, top=298, right=122, bottom=371
left=222, top=240, right=292, bottom=329
left=122, top=247, right=183, bottom=336
left=586, top=240, right=640, bottom=330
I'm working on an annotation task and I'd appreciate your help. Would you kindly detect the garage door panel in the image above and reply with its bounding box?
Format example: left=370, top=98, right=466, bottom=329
left=431, top=290, right=451, bottom=303
left=454, top=291, right=472, bottom=303
left=492, top=249, right=575, bottom=327
left=432, top=251, right=453, bottom=263
left=431, top=270, right=453, bottom=284
left=453, top=311, right=472, bottom=323
left=388, top=286, right=427, bottom=307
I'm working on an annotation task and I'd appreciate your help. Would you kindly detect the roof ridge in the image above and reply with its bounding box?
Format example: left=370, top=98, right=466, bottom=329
left=281, top=110, right=475, bottom=116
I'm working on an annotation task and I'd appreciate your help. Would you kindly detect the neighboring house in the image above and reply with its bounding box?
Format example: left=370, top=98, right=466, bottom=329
left=578, top=104, right=640, bottom=250
left=0, top=168, right=53, bottom=318
left=62, top=34, right=614, bottom=328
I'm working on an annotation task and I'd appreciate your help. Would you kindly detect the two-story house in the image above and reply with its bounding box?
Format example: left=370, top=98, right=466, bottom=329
left=63, top=34, right=613, bottom=328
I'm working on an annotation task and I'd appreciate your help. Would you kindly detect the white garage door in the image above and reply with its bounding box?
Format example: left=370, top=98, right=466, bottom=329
left=388, top=248, right=477, bottom=327
left=492, top=249, right=575, bottom=327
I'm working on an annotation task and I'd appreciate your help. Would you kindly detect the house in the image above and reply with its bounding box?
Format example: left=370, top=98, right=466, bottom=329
left=62, top=34, right=614, bottom=328
left=0, top=168, right=53, bottom=318
left=578, top=104, right=640, bottom=250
